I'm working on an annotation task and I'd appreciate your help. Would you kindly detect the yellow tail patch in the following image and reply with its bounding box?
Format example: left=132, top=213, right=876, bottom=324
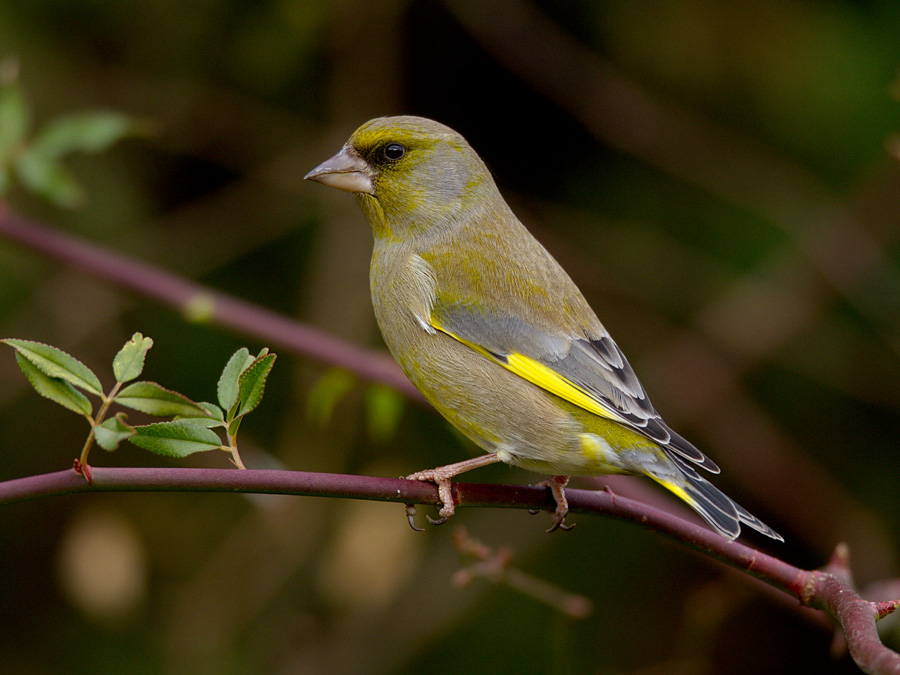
left=649, top=476, right=698, bottom=510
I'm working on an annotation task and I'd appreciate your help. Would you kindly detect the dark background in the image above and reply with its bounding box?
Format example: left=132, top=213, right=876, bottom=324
left=1, top=1, right=899, bottom=673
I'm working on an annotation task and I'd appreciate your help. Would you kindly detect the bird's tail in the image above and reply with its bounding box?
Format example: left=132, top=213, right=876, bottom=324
left=650, top=455, right=783, bottom=542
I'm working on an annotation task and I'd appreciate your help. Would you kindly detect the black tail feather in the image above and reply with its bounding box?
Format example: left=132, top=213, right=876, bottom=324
left=652, top=454, right=783, bottom=542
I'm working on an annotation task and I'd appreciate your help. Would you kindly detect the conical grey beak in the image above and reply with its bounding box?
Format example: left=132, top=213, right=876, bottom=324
left=304, top=146, right=374, bottom=195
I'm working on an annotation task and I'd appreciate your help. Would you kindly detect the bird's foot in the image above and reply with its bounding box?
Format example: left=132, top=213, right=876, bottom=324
left=535, top=475, right=574, bottom=532
left=407, top=467, right=457, bottom=527
left=404, top=453, right=502, bottom=530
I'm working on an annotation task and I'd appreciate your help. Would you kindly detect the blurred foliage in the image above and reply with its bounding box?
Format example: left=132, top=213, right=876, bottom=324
left=0, top=59, right=147, bottom=207
left=1, top=0, right=899, bottom=673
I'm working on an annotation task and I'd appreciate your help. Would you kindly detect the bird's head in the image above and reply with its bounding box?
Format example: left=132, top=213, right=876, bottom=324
left=305, top=116, right=498, bottom=239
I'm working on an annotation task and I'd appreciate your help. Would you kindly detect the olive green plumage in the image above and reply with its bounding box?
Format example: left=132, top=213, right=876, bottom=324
left=306, top=116, right=781, bottom=541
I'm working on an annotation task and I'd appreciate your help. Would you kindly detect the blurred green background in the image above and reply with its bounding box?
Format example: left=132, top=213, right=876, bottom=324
left=2, top=0, right=900, bottom=673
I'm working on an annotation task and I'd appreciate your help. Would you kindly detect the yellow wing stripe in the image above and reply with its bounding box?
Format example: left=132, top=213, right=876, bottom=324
left=431, top=320, right=625, bottom=424
left=504, top=353, right=623, bottom=422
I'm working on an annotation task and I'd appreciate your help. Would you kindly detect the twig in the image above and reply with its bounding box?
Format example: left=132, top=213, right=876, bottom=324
left=451, top=527, right=594, bottom=619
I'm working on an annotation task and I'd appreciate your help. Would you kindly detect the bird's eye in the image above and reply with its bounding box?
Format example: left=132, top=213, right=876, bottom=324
left=383, top=143, right=406, bottom=161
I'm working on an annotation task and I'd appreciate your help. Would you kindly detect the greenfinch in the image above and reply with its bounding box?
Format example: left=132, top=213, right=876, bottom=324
left=305, top=116, right=781, bottom=541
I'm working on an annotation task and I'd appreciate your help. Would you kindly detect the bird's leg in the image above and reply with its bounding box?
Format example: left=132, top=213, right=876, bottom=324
left=406, top=453, right=501, bottom=527
left=535, top=475, right=574, bottom=532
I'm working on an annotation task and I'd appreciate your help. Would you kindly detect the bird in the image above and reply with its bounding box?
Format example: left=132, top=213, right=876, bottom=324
left=305, top=115, right=782, bottom=541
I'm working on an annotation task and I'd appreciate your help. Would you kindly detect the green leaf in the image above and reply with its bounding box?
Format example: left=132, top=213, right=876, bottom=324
left=236, top=353, right=276, bottom=418
left=112, top=332, right=153, bottom=383
left=13, top=352, right=92, bottom=415
left=115, top=381, right=208, bottom=417
left=217, top=348, right=252, bottom=411
left=193, top=401, right=224, bottom=421
left=128, top=420, right=222, bottom=458
left=31, top=111, right=142, bottom=158
left=93, top=413, right=135, bottom=451
left=3, top=338, right=103, bottom=396
left=306, top=369, right=356, bottom=426
left=178, top=415, right=223, bottom=429
left=0, top=82, right=29, bottom=166
left=364, top=383, right=405, bottom=442
left=15, top=151, right=85, bottom=208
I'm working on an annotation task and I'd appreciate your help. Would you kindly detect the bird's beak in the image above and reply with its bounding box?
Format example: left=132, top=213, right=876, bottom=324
left=304, top=146, right=374, bottom=195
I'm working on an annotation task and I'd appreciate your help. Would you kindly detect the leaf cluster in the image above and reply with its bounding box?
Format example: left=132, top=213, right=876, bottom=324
left=2, top=334, right=275, bottom=472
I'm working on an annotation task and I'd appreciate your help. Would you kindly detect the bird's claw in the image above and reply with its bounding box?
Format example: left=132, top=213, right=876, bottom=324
left=403, top=455, right=502, bottom=530
left=546, top=512, right=576, bottom=533
left=406, top=504, right=425, bottom=531
left=536, top=475, right=574, bottom=533
left=405, top=471, right=457, bottom=530
left=406, top=502, right=452, bottom=529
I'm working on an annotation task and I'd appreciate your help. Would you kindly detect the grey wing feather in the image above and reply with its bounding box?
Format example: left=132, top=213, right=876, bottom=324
left=434, top=301, right=719, bottom=474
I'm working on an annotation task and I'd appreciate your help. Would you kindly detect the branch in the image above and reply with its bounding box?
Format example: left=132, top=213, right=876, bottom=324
left=0, top=205, right=421, bottom=401
left=2, top=466, right=898, bottom=673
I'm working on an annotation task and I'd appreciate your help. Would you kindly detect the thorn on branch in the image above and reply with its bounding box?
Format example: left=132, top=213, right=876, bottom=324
left=72, top=459, right=93, bottom=484
left=825, top=542, right=853, bottom=584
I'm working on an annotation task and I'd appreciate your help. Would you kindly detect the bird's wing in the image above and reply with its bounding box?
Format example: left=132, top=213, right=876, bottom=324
left=429, top=299, right=719, bottom=473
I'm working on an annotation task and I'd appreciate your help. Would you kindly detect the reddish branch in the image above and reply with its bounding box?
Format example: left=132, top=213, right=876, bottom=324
left=1, top=466, right=898, bottom=673
left=0, top=207, right=420, bottom=400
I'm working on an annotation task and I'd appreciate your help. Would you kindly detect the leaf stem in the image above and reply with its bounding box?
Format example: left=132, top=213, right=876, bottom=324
left=226, top=433, right=246, bottom=470
left=78, top=381, right=123, bottom=471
